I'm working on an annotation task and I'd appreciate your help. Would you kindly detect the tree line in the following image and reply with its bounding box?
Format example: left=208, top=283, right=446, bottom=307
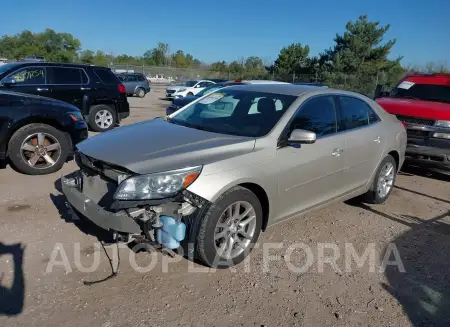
left=0, top=15, right=447, bottom=96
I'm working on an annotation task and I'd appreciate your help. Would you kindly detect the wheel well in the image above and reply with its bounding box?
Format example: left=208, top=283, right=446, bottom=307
left=6, top=118, right=66, bottom=156
left=239, top=182, right=270, bottom=231
left=388, top=150, right=400, bottom=170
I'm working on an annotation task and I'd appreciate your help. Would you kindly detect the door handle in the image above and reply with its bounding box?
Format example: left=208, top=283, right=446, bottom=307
left=36, top=87, right=49, bottom=92
left=374, top=136, right=381, bottom=143
left=80, top=87, right=91, bottom=91
left=331, top=148, right=344, bottom=157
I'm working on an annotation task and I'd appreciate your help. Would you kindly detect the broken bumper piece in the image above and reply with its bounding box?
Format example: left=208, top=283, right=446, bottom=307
left=61, top=175, right=141, bottom=234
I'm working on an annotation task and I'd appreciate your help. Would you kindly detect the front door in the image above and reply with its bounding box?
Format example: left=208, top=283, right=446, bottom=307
left=1, top=66, right=49, bottom=97
left=47, top=66, right=88, bottom=109
left=336, top=96, right=385, bottom=192
left=276, top=95, right=346, bottom=220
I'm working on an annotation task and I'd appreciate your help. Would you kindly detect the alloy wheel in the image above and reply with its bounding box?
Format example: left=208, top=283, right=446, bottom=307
left=214, top=201, right=257, bottom=260
left=377, top=162, right=395, bottom=198
left=20, top=133, right=61, bottom=169
left=94, top=110, right=113, bottom=129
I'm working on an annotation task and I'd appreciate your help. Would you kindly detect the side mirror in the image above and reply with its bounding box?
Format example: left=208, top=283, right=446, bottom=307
left=288, top=129, right=316, bottom=144
left=2, top=77, right=16, bottom=86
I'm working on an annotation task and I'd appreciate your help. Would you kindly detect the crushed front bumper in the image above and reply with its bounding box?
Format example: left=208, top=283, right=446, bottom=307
left=62, top=175, right=141, bottom=234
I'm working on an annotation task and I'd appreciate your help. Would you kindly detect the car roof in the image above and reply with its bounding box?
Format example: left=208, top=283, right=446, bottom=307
left=223, top=83, right=363, bottom=97
left=2, top=62, right=110, bottom=69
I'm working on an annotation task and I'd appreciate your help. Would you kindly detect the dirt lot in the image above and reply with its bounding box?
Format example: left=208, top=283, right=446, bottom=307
left=1, top=85, right=450, bottom=327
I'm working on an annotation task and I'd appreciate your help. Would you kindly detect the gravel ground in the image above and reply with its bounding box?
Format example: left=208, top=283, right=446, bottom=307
left=1, top=85, right=450, bottom=327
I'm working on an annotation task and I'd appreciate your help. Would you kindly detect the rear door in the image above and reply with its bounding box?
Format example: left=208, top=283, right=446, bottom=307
left=337, top=96, right=385, bottom=192
left=47, top=66, right=88, bottom=109
left=2, top=66, right=48, bottom=97
left=124, top=74, right=138, bottom=94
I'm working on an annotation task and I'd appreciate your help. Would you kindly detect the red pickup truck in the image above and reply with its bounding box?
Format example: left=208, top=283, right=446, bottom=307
left=376, top=73, right=450, bottom=173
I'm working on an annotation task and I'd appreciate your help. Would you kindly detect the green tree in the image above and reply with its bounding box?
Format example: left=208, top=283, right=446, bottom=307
left=79, top=50, right=95, bottom=64
left=319, top=15, right=404, bottom=95
left=0, top=29, right=81, bottom=62
left=274, top=43, right=310, bottom=81
left=210, top=61, right=228, bottom=73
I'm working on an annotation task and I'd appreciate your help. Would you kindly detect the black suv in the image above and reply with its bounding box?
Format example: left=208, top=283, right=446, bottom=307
left=0, top=62, right=130, bottom=132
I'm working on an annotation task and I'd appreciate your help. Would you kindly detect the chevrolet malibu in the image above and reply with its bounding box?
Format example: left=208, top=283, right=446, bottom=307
left=62, top=84, right=406, bottom=268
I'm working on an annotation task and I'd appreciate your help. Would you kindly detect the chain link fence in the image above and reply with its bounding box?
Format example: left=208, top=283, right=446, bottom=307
left=109, top=64, right=404, bottom=98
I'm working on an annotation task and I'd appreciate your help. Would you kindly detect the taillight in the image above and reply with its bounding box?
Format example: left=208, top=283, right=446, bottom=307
left=118, top=84, right=126, bottom=93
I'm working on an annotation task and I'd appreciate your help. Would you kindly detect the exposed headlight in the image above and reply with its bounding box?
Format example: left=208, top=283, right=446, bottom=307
left=113, top=166, right=202, bottom=200
left=177, top=88, right=186, bottom=92
left=435, top=120, right=450, bottom=128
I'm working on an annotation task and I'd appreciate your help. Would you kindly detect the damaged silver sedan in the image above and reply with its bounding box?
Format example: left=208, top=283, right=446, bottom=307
left=62, top=84, right=406, bottom=268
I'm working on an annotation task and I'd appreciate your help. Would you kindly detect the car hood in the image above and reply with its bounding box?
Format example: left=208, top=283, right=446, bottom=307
left=377, top=97, right=450, bottom=120
left=76, top=118, right=255, bottom=174
left=173, top=96, right=198, bottom=107
left=166, top=85, right=185, bottom=91
left=1, top=90, right=80, bottom=111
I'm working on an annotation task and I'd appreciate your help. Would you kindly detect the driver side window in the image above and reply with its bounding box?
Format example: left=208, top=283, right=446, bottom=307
left=290, top=96, right=337, bottom=137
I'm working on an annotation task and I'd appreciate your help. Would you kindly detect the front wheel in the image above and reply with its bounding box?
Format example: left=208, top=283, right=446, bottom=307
left=187, top=92, right=194, bottom=96
left=363, top=154, right=397, bottom=204
left=8, top=123, right=70, bottom=175
left=88, top=104, right=117, bottom=132
left=195, top=186, right=263, bottom=268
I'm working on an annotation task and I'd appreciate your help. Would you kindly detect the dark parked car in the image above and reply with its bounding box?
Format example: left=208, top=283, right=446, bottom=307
left=166, top=81, right=244, bottom=115
left=0, top=62, right=130, bottom=132
left=0, top=90, right=88, bottom=175
left=117, top=73, right=151, bottom=98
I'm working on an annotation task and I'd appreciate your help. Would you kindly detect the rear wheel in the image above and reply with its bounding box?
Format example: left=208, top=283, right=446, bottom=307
left=195, top=186, right=263, bottom=268
left=363, top=155, right=397, bottom=204
left=8, top=123, right=69, bottom=175
left=136, top=88, right=145, bottom=98
left=88, top=104, right=116, bottom=132
left=187, top=92, right=194, bottom=96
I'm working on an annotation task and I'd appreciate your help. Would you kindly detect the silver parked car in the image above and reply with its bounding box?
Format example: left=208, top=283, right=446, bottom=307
left=62, top=84, right=406, bottom=268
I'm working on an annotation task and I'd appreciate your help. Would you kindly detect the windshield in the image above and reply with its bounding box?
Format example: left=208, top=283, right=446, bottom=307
left=184, top=80, right=197, bottom=87
left=390, top=82, right=450, bottom=104
left=170, top=89, right=297, bottom=137
left=195, top=84, right=225, bottom=97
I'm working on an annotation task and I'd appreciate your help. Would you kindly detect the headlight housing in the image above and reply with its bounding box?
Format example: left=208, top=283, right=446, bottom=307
left=113, top=166, right=202, bottom=200
left=435, top=120, right=450, bottom=128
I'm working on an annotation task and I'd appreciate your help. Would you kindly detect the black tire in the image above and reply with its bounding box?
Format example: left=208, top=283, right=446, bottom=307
left=195, top=186, right=263, bottom=268
left=187, top=92, right=194, bottom=96
left=8, top=123, right=69, bottom=175
left=136, top=88, right=146, bottom=98
left=88, top=104, right=117, bottom=132
left=363, top=155, right=397, bottom=204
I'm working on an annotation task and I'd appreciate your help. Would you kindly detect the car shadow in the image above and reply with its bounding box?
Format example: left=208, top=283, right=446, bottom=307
left=0, top=243, right=25, bottom=316
left=400, top=165, right=450, bottom=183
left=346, top=199, right=450, bottom=326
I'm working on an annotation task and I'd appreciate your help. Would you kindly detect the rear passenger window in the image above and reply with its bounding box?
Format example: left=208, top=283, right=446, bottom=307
left=291, top=96, right=337, bottom=137
left=368, top=107, right=380, bottom=124
left=137, top=75, right=145, bottom=81
left=49, top=67, right=87, bottom=84
left=94, top=68, right=119, bottom=84
left=338, top=96, right=370, bottom=131
left=127, top=75, right=138, bottom=82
